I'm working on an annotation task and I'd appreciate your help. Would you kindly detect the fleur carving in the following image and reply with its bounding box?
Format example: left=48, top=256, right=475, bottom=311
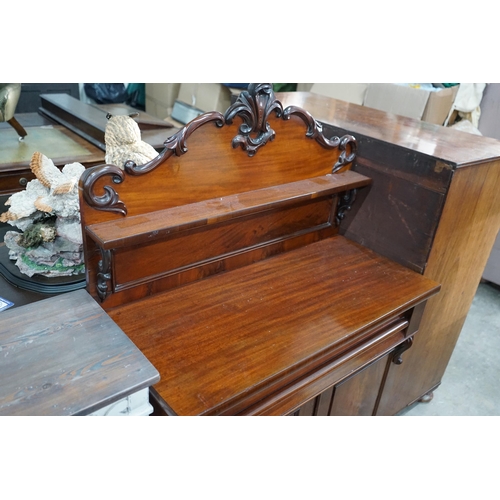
left=224, top=83, right=283, bottom=156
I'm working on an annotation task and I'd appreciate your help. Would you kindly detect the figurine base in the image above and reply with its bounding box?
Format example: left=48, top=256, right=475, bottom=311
left=0, top=245, right=85, bottom=294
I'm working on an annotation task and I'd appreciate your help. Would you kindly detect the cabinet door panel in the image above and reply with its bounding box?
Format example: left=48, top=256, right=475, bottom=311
left=329, top=354, right=390, bottom=416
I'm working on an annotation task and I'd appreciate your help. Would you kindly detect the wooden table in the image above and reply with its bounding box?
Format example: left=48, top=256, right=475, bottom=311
left=0, top=289, right=159, bottom=416
left=0, top=98, right=177, bottom=197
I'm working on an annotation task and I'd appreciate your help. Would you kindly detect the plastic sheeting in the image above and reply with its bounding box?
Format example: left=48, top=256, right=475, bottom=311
left=445, top=83, right=487, bottom=127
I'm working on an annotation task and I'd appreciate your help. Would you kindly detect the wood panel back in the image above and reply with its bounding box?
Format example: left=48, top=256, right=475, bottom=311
left=79, top=113, right=348, bottom=227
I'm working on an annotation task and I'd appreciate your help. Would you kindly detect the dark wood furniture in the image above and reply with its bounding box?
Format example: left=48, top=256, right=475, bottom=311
left=39, top=93, right=175, bottom=151
left=0, top=289, right=159, bottom=416
left=0, top=112, right=105, bottom=196
left=0, top=96, right=176, bottom=197
left=78, top=84, right=440, bottom=415
left=16, top=83, right=80, bottom=113
left=277, top=91, right=500, bottom=413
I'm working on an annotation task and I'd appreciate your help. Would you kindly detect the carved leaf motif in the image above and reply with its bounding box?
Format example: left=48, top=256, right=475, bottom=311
left=224, top=83, right=283, bottom=156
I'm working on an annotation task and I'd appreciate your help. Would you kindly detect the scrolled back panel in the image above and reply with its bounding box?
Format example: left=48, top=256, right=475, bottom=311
left=78, top=85, right=356, bottom=225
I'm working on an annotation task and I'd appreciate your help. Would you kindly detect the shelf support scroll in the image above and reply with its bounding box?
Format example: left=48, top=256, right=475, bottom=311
left=80, top=164, right=127, bottom=216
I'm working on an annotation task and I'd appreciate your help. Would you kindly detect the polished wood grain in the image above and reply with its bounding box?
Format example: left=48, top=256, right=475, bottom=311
left=278, top=92, right=500, bottom=166
left=328, top=353, right=390, bottom=416
left=78, top=114, right=354, bottom=227
left=79, top=87, right=363, bottom=309
left=86, top=172, right=369, bottom=249
left=82, top=172, right=369, bottom=306
left=0, top=289, right=159, bottom=416
left=109, top=236, right=439, bottom=415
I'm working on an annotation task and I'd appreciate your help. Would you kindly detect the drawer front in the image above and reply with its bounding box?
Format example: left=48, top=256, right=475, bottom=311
left=242, top=318, right=410, bottom=416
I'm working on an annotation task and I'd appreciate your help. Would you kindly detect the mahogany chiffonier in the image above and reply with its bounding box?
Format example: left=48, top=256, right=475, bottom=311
left=76, top=84, right=440, bottom=415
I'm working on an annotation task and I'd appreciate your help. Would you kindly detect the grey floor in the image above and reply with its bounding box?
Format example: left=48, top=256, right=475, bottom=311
left=400, top=281, right=500, bottom=416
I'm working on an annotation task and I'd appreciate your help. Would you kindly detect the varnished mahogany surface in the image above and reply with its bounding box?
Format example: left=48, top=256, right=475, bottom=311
left=86, top=171, right=370, bottom=250
left=0, top=290, right=159, bottom=416
left=109, top=236, right=439, bottom=416
left=278, top=92, right=500, bottom=166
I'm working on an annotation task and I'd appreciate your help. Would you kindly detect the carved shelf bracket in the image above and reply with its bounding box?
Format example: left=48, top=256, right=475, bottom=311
left=80, top=164, right=127, bottom=216
left=392, top=337, right=414, bottom=365
left=282, top=105, right=341, bottom=148
left=96, top=247, right=112, bottom=302
left=124, top=112, right=224, bottom=175
left=282, top=107, right=357, bottom=171
left=332, top=135, right=358, bottom=173
left=224, top=83, right=283, bottom=156
left=336, top=189, right=357, bottom=225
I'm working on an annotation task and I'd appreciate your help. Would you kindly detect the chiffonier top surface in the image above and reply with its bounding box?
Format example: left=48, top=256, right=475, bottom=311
left=278, top=92, right=500, bottom=167
left=109, top=236, right=439, bottom=416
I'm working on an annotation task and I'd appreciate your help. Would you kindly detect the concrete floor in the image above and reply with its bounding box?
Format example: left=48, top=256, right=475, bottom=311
left=400, top=281, right=500, bottom=416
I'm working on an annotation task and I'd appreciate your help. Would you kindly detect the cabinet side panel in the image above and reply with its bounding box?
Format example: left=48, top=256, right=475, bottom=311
left=378, top=160, right=500, bottom=414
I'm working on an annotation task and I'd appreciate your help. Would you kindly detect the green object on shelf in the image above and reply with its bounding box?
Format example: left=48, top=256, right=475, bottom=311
left=273, top=83, right=297, bottom=92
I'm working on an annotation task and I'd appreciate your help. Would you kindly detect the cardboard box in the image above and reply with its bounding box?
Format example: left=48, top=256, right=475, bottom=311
left=177, top=83, right=232, bottom=114
left=310, top=83, right=368, bottom=106
left=423, top=85, right=460, bottom=125
left=145, top=83, right=181, bottom=119
left=363, top=83, right=459, bottom=125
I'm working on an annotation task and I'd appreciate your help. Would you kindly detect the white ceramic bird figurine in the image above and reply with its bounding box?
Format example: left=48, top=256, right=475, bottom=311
left=0, top=152, right=84, bottom=225
left=104, top=113, right=158, bottom=169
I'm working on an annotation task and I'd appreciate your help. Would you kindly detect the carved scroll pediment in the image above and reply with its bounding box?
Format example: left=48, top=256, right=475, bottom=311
left=80, top=84, right=358, bottom=216
left=224, top=84, right=357, bottom=168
